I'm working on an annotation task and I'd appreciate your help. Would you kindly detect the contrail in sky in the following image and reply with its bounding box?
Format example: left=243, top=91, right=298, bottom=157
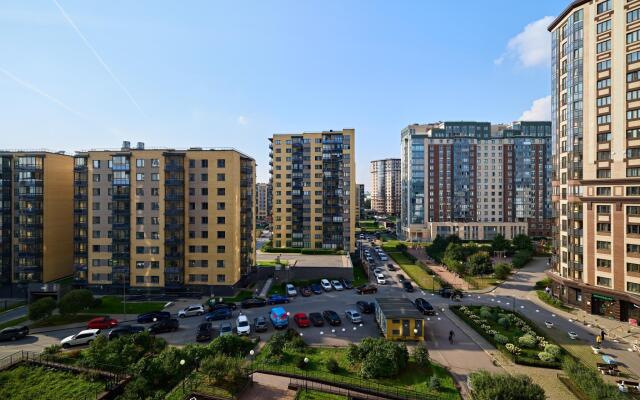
left=0, top=67, right=88, bottom=119
left=52, top=0, right=145, bottom=115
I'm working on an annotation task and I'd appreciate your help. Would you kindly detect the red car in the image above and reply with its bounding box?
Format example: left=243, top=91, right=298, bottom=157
left=87, top=316, right=119, bottom=329
left=293, top=313, right=310, bottom=328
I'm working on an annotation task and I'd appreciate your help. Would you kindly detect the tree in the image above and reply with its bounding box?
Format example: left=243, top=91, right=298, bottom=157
left=491, top=234, right=510, bottom=253
left=413, top=343, right=429, bottom=367
left=494, top=263, right=512, bottom=280
left=512, top=234, right=533, bottom=252
left=346, top=338, right=408, bottom=379
left=467, top=251, right=494, bottom=276
left=469, top=371, right=545, bottom=400
left=58, top=289, right=94, bottom=315
left=28, top=297, right=56, bottom=321
left=200, top=354, right=248, bottom=393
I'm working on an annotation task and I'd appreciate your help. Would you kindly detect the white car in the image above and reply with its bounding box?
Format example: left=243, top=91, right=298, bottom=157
left=320, top=279, right=332, bottom=291
left=178, top=304, right=205, bottom=318
left=286, top=284, right=298, bottom=297
left=379, top=255, right=388, bottom=261
left=376, top=273, right=386, bottom=285
left=61, top=329, right=100, bottom=348
left=331, top=280, right=344, bottom=291
left=236, top=314, right=250, bottom=336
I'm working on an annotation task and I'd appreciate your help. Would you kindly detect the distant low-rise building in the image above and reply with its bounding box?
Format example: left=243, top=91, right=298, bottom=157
left=375, top=297, right=426, bottom=341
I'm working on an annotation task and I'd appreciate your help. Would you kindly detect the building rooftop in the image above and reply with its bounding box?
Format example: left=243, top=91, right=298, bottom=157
left=256, top=252, right=353, bottom=269
left=375, top=297, right=424, bottom=319
left=548, top=0, right=589, bottom=32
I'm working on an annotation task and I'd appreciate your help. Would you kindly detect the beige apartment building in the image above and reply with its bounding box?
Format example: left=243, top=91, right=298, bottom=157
left=549, top=0, right=640, bottom=321
left=370, top=158, right=401, bottom=215
left=0, top=151, right=74, bottom=284
left=256, top=182, right=272, bottom=224
left=269, top=129, right=356, bottom=252
left=73, top=142, right=255, bottom=294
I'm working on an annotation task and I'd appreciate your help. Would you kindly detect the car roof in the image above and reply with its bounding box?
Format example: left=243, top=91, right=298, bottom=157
left=237, top=314, right=248, bottom=321
left=79, top=329, right=100, bottom=335
left=271, top=307, right=286, bottom=313
left=187, top=304, right=202, bottom=308
left=346, top=308, right=358, bottom=313
left=293, top=312, right=307, bottom=317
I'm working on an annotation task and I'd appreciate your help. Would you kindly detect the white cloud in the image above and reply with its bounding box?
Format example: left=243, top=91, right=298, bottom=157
left=237, top=115, right=248, bottom=125
left=496, top=16, right=554, bottom=68
left=519, top=95, right=551, bottom=121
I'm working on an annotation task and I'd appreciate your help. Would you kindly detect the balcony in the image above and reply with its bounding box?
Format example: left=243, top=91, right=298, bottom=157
left=165, top=194, right=184, bottom=201
left=15, top=165, right=42, bottom=171
left=164, top=208, right=185, bottom=216
left=111, top=265, right=130, bottom=274
left=17, top=193, right=43, bottom=201
left=17, top=208, right=42, bottom=215
left=165, top=223, right=183, bottom=231
left=164, top=266, right=183, bottom=274
left=113, top=208, right=130, bottom=216
left=112, top=222, right=130, bottom=230
left=15, top=265, right=42, bottom=273
left=112, top=192, right=130, bottom=201
left=111, top=164, right=130, bottom=171
left=74, top=208, right=88, bottom=215
left=165, top=253, right=182, bottom=260
left=74, top=249, right=88, bottom=256
left=74, top=264, right=88, bottom=272
left=165, top=179, right=184, bottom=186
left=75, top=180, right=88, bottom=187
left=164, top=164, right=184, bottom=172
left=165, top=237, right=184, bottom=245
left=111, top=252, right=130, bottom=259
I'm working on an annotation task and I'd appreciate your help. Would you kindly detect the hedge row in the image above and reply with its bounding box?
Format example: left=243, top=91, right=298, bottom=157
left=512, top=249, right=533, bottom=268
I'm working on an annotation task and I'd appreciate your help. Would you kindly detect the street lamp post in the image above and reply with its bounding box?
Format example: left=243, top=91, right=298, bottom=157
left=303, top=357, right=309, bottom=391
left=180, top=359, right=186, bottom=393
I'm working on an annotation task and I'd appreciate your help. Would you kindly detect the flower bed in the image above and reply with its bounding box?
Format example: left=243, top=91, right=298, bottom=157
left=452, top=305, right=562, bottom=369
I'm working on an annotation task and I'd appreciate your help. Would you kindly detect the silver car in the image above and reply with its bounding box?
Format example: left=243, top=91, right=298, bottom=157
left=345, top=309, right=363, bottom=324
left=219, top=321, right=233, bottom=337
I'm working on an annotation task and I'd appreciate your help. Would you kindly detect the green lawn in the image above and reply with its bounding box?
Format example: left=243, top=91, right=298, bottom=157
left=0, top=364, right=105, bottom=400
left=464, top=276, right=500, bottom=290
left=221, top=290, right=255, bottom=303
left=0, top=316, right=28, bottom=330
left=257, top=260, right=285, bottom=267
left=165, top=372, right=235, bottom=400
left=387, top=251, right=441, bottom=291
left=297, top=389, right=346, bottom=399
left=352, top=262, right=367, bottom=286
left=0, top=300, right=26, bottom=313
left=536, top=291, right=572, bottom=312
left=30, top=314, right=100, bottom=329
left=255, top=346, right=460, bottom=400
left=88, top=296, right=166, bottom=315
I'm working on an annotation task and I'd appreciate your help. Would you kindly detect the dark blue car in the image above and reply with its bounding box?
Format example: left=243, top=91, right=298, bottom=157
left=137, top=311, right=171, bottom=324
left=310, top=283, right=323, bottom=295
left=267, top=294, right=290, bottom=305
left=205, top=308, right=231, bottom=321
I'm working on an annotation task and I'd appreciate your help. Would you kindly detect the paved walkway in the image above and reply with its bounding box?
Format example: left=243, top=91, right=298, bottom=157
left=407, top=248, right=470, bottom=290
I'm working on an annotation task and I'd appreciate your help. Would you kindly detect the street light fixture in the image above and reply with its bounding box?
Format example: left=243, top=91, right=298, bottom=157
left=303, top=357, right=309, bottom=390
left=180, top=359, right=186, bottom=393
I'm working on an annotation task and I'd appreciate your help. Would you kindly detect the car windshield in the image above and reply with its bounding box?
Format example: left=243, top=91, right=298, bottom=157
left=352, top=312, right=360, bottom=318
left=221, top=325, right=231, bottom=332
left=238, top=321, right=249, bottom=327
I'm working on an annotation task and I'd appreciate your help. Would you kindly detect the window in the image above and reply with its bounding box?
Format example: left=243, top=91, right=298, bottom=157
left=201, top=159, right=208, bottom=168
left=217, top=260, right=225, bottom=268
left=217, top=159, right=225, bottom=168
left=136, top=202, right=144, bottom=210
left=629, top=129, right=640, bottom=139
left=597, top=150, right=611, bottom=160
left=597, top=132, right=612, bottom=143
left=217, top=202, right=225, bottom=210
left=597, top=276, right=612, bottom=287
left=596, top=187, right=611, bottom=196
left=151, top=159, right=160, bottom=167
left=136, top=173, right=144, bottom=181
left=93, top=174, right=100, bottom=182
left=629, top=109, right=640, bottom=120
left=628, top=167, right=640, bottom=177
left=629, top=148, right=640, bottom=159
left=597, top=241, right=611, bottom=250
left=136, top=159, right=145, bottom=168
left=629, top=90, right=640, bottom=101
left=93, top=160, right=101, bottom=169
left=629, top=263, right=640, bottom=273
left=597, top=169, right=611, bottom=178
left=597, top=114, right=611, bottom=124
left=628, top=282, right=640, bottom=294
left=217, top=246, right=225, bottom=253
left=628, top=243, right=640, bottom=254
left=629, top=206, right=640, bottom=216
left=630, top=51, right=640, bottom=64
left=151, top=173, right=159, bottom=181
left=629, top=71, right=640, bottom=83
left=217, top=188, right=225, bottom=196
left=217, top=231, right=225, bottom=239
left=597, top=0, right=611, bottom=14
left=217, top=216, right=225, bottom=224
left=630, top=8, right=640, bottom=23
left=217, top=173, right=225, bottom=181
left=136, top=246, right=145, bottom=254
left=597, top=259, right=612, bottom=269
left=136, top=232, right=144, bottom=240
left=597, top=19, right=611, bottom=33
left=597, top=222, right=611, bottom=232
left=201, top=173, right=208, bottom=181
left=597, top=96, right=611, bottom=107
left=629, top=30, right=640, bottom=44
left=217, top=274, right=226, bottom=283
left=597, top=40, right=611, bottom=53
left=201, top=188, right=208, bottom=196
left=628, top=186, right=640, bottom=196
left=597, top=205, right=611, bottom=214
left=598, top=78, right=611, bottom=89
left=201, top=231, right=208, bottom=238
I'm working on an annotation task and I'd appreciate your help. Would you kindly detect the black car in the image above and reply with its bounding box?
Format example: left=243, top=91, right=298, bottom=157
left=240, top=297, right=267, bottom=309
left=355, top=284, right=378, bottom=295
left=356, top=301, right=374, bottom=314
left=402, top=281, right=414, bottom=292
left=0, top=325, right=29, bottom=341
left=136, top=311, right=171, bottom=324
left=414, top=298, right=435, bottom=315
left=148, top=318, right=179, bottom=334
left=310, top=283, right=323, bottom=295
left=397, top=274, right=406, bottom=282
left=300, top=286, right=312, bottom=297
left=206, top=301, right=238, bottom=312
left=196, top=322, right=214, bottom=342
left=308, top=312, right=325, bottom=327
left=254, top=316, right=268, bottom=332
left=205, top=308, right=232, bottom=321
left=440, top=287, right=462, bottom=298
left=341, top=279, right=353, bottom=289
left=387, top=263, right=397, bottom=271
left=322, top=310, right=342, bottom=326
left=107, top=325, right=145, bottom=340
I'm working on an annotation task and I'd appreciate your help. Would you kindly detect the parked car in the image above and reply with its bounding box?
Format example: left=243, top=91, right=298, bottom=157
left=205, top=299, right=237, bottom=311
left=300, top=286, right=312, bottom=297
left=379, top=255, right=388, bottom=261
left=107, top=325, right=144, bottom=340
left=236, top=314, right=251, bottom=336
left=356, top=301, right=374, bottom=314
left=322, top=310, right=342, bottom=326
left=414, top=298, right=435, bottom=315
left=205, top=308, right=232, bottom=321
left=286, top=284, right=298, bottom=297
left=345, top=309, right=363, bottom=324
left=61, top=329, right=100, bottom=348
left=293, top=313, right=310, bottom=328
left=439, top=287, right=463, bottom=298
left=207, top=303, right=235, bottom=313
left=254, top=316, right=268, bottom=333
left=269, top=307, right=289, bottom=329
left=375, top=273, right=386, bottom=285
left=267, top=294, right=290, bottom=305
left=320, top=279, right=332, bottom=291
left=148, top=318, right=179, bottom=334
left=219, top=321, right=233, bottom=337
left=137, top=311, right=171, bottom=324
left=310, top=283, right=323, bottom=295
left=0, top=326, right=29, bottom=342
left=355, top=284, right=378, bottom=294
left=87, top=316, right=118, bottom=330
left=308, top=312, right=325, bottom=327
left=196, top=322, right=214, bottom=342
left=241, top=297, right=267, bottom=309
left=373, top=268, right=384, bottom=275
left=178, top=304, right=205, bottom=318
left=402, top=281, right=414, bottom=292
left=386, top=263, right=397, bottom=271
left=331, top=280, right=344, bottom=291
left=341, top=279, right=353, bottom=289
left=397, top=274, right=406, bottom=282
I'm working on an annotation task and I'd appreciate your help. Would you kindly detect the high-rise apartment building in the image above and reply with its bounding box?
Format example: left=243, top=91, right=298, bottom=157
left=256, top=182, right=272, bottom=224
left=370, top=158, right=401, bottom=215
left=400, top=121, right=552, bottom=242
left=269, top=129, right=356, bottom=252
left=355, top=183, right=365, bottom=222
left=548, top=0, right=640, bottom=321
left=73, top=142, right=255, bottom=294
left=0, top=151, right=74, bottom=284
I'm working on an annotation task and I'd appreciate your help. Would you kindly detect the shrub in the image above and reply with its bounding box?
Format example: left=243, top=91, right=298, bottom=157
left=512, top=249, right=533, bottom=268
left=347, top=338, right=408, bottom=379
left=263, top=332, right=287, bottom=362
left=497, top=317, right=510, bottom=329
left=512, top=234, right=533, bottom=252
left=429, top=376, right=441, bottom=390
left=538, top=352, right=555, bottom=362
left=28, top=297, right=56, bottom=321
left=326, top=358, right=339, bottom=373
left=284, top=335, right=307, bottom=352
left=544, top=344, right=561, bottom=358
left=58, top=289, right=94, bottom=315
left=467, top=251, right=494, bottom=275
left=295, top=355, right=309, bottom=369
left=200, top=354, right=248, bottom=393
left=469, top=371, right=545, bottom=400
left=505, top=343, right=521, bottom=355
left=494, top=334, right=509, bottom=345
left=562, top=357, right=625, bottom=400
left=209, top=335, right=255, bottom=357
left=413, top=343, right=429, bottom=367
left=518, top=334, right=537, bottom=349
left=480, top=310, right=493, bottom=320
left=494, top=263, right=512, bottom=280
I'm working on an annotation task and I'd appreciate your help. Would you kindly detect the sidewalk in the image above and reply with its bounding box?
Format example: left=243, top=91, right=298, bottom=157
left=407, top=248, right=470, bottom=290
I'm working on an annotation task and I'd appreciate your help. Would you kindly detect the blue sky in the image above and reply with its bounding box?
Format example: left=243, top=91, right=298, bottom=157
left=0, top=0, right=565, bottom=188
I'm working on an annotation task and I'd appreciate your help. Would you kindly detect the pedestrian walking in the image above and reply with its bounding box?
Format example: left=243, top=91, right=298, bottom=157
left=448, top=330, right=455, bottom=344
left=601, top=329, right=606, bottom=342
left=596, top=335, right=602, bottom=347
